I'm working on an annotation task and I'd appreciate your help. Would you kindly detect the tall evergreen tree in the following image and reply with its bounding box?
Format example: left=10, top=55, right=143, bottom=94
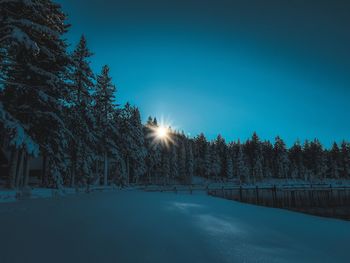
left=328, top=142, right=341, bottom=179
left=186, top=142, right=194, bottom=184
left=144, top=116, right=162, bottom=183
left=210, top=143, right=221, bottom=181
left=1, top=0, right=70, bottom=188
left=289, top=140, right=304, bottom=179
left=235, top=142, right=249, bottom=183
left=340, top=141, right=350, bottom=179
left=169, top=144, right=179, bottom=182
left=273, top=136, right=289, bottom=179
left=178, top=142, right=187, bottom=183
left=67, top=35, right=96, bottom=186
left=94, top=65, right=117, bottom=186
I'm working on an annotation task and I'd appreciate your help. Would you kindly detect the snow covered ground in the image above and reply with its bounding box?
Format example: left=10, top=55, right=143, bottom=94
left=0, top=191, right=349, bottom=263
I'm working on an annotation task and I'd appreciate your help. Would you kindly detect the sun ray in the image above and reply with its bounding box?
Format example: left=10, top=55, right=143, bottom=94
left=147, top=116, right=177, bottom=148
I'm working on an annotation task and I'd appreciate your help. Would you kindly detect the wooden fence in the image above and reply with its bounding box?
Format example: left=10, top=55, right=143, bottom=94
left=208, top=185, right=350, bottom=220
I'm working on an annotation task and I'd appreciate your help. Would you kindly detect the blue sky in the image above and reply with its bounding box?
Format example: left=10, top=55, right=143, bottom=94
left=58, top=0, right=350, bottom=146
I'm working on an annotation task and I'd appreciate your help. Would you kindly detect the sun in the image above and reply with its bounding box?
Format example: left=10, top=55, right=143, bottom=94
left=156, top=126, right=168, bottom=139
left=146, top=116, right=177, bottom=148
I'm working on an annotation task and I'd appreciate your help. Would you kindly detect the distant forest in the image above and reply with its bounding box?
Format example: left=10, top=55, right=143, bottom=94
left=1, top=0, right=349, bottom=189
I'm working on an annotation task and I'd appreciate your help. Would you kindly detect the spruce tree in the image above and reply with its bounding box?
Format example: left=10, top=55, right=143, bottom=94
left=210, top=144, right=221, bottom=181
left=95, top=65, right=117, bottom=186
left=169, top=144, right=179, bottom=182
left=178, top=142, right=187, bottom=183
left=1, top=0, right=70, bottom=188
left=186, top=142, right=194, bottom=184
left=340, top=141, right=350, bottom=178
left=328, top=142, right=341, bottom=179
left=273, top=136, right=290, bottom=179
left=226, top=153, right=234, bottom=181
left=289, top=140, right=304, bottom=179
left=235, top=142, right=249, bottom=183
left=67, top=35, right=96, bottom=186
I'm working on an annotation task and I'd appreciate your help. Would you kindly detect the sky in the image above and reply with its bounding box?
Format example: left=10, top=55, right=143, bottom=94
left=58, top=0, right=350, bottom=146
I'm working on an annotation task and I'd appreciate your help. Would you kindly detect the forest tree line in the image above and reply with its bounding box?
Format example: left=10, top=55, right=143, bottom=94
left=1, top=0, right=349, bottom=190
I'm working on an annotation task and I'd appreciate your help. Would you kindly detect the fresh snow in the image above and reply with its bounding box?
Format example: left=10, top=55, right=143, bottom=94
left=0, top=190, right=349, bottom=263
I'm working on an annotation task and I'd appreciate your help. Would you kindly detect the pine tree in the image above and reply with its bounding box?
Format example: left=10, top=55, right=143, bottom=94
left=210, top=144, right=221, bottom=181
left=310, top=139, right=327, bottom=179
left=203, top=143, right=211, bottom=179
left=161, top=149, right=170, bottom=185
left=214, top=134, right=226, bottom=178
left=178, top=142, right=187, bottom=183
left=67, top=35, right=96, bottom=187
left=144, top=117, right=161, bottom=183
left=340, top=141, right=350, bottom=178
left=1, top=0, right=70, bottom=188
left=193, top=133, right=209, bottom=177
left=246, top=133, right=263, bottom=182
left=328, top=142, right=341, bottom=179
left=94, top=65, right=117, bottom=186
left=262, top=140, right=274, bottom=179
left=186, top=142, right=194, bottom=184
left=169, top=144, right=179, bottom=182
left=289, top=140, right=304, bottom=179
left=117, top=104, right=147, bottom=184
left=226, top=153, right=233, bottom=181
left=129, top=106, right=147, bottom=183
left=273, top=136, right=289, bottom=179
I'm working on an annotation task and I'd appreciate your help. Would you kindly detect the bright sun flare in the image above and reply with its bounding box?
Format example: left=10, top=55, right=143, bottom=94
left=147, top=117, right=176, bottom=148
left=156, top=126, right=168, bottom=138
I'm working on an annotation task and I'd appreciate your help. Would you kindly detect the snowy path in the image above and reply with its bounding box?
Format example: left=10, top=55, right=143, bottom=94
left=0, top=191, right=349, bottom=263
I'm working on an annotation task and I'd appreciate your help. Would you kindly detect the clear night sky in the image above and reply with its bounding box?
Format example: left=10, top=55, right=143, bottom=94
left=58, top=0, right=350, bottom=146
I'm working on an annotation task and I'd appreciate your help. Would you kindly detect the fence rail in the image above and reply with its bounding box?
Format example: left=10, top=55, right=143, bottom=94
left=142, top=184, right=350, bottom=220
left=208, top=185, right=350, bottom=220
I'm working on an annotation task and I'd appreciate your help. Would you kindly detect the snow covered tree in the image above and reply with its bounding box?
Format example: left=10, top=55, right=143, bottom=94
left=178, top=141, right=187, bottom=183
left=273, top=136, right=289, bottom=179
left=66, top=35, right=96, bottom=186
left=262, top=140, right=274, bottom=179
left=340, top=141, right=350, bottom=178
left=328, top=142, right=341, bottom=179
left=117, top=104, right=147, bottom=184
left=214, top=134, right=226, bottom=178
left=245, top=133, right=263, bottom=182
left=235, top=142, right=249, bottom=183
left=288, top=140, right=304, bottom=179
left=169, top=144, right=179, bottom=182
left=186, top=142, right=194, bottom=184
left=210, top=144, right=221, bottom=181
left=1, top=0, right=71, bottom=188
left=203, top=143, right=211, bottom=179
left=144, top=117, right=162, bottom=183
left=226, top=153, right=234, bottom=181
left=161, top=150, right=170, bottom=184
left=193, top=133, right=209, bottom=177
left=128, top=106, right=147, bottom=183
left=94, top=65, right=117, bottom=185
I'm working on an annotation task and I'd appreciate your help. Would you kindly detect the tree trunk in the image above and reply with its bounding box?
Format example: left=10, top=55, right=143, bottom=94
left=126, top=156, right=130, bottom=185
left=15, top=149, right=24, bottom=188
left=23, top=154, right=30, bottom=187
left=41, top=154, right=49, bottom=187
left=71, top=147, right=77, bottom=187
left=8, top=149, right=19, bottom=188
left=103, top=151, right=108, bottom=186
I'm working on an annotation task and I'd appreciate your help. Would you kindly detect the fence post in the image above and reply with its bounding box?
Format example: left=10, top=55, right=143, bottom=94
left=271, top=185, right=277, bottom=207
left=239, top=186, right=243, bottom=201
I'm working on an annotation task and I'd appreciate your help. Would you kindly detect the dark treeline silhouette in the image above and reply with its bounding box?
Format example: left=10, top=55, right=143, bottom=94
left=0, top=0, right=349, bottom=190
